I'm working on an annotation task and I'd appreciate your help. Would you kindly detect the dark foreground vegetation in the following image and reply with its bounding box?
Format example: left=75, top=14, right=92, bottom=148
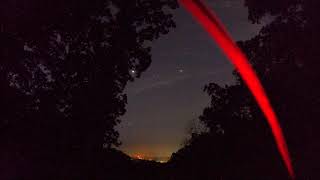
left=1, top=0, right=320, bottom=179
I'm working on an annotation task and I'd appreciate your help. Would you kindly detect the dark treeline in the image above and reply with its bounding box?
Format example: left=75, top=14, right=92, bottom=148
left=1, top=0, right=320, bottom=180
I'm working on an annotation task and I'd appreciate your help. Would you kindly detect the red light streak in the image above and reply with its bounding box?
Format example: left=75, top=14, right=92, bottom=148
left=179, top=0, right=295, bottom=178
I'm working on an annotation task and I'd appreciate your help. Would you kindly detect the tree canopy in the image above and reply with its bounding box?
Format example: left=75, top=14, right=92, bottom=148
left=170, top=0, right=320, bottom=179
left=0, top=0, right=177, bottom=179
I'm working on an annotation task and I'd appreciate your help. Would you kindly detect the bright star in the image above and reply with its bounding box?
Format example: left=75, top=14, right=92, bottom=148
left=130, top=69, right=136, bottom=74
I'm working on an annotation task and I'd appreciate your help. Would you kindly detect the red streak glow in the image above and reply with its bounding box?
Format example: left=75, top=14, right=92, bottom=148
left=179, top=0, right=294, bottom=178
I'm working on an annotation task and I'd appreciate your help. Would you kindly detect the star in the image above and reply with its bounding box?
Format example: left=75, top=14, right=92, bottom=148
left=130, top=69, right=136, bottom=74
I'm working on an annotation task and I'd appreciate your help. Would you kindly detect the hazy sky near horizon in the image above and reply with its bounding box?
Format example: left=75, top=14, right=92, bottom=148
left=117, top=0, right=262, bottom=158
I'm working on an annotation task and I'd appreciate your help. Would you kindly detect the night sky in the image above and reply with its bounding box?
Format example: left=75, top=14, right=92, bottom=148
left=117, top=0, right=262, bottom=159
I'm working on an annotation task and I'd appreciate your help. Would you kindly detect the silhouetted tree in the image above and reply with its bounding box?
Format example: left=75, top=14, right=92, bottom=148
left=0, top=0, right=177, bottom=179
left=170, top=0, right=320, bottom=179
left=239, top=0, right=320, bottom=178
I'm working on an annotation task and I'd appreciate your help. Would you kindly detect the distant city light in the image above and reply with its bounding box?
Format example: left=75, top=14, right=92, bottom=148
left=133, top=154, right=144, bottom=160
left=130, top=153, right=170, bottom=163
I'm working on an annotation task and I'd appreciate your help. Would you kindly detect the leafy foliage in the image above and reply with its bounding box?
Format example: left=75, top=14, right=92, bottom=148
left=170, top=0, right=320, bottom=179
left=0, top=0, right=177, bottom=179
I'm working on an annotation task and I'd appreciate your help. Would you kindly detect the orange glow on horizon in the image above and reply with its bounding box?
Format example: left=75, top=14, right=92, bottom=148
left=121, top=144, right=175, bottom=163
left=132, top=153, right=144, bottom=160
left=130, top=153, right=170, bottom=163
